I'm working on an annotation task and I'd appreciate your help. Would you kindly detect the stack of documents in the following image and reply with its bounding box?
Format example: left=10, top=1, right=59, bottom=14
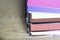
left=27, top=0, right=60, bottom=36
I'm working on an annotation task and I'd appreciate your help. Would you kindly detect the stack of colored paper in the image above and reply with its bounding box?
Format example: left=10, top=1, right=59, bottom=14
left=27, top=0, right=60, bottom=36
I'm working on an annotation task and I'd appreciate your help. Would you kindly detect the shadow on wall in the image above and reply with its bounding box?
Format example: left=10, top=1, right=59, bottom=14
left=17, top=0, right=27, bottom=32
left=0, top=37, right=3, bottom=40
